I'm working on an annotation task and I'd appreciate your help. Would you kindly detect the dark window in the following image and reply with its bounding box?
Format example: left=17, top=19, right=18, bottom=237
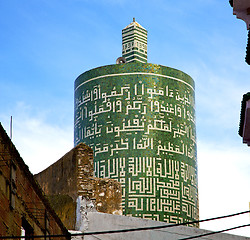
left=22, top=218, right=34, bottom=240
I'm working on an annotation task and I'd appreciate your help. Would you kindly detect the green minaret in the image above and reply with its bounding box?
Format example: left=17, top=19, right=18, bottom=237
left=122, top=18, right=148, bottom=63
left=74, top=20, right=199, bottom=226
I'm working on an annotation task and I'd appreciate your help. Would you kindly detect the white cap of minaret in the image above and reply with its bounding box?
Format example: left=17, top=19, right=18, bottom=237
left=122, top=18, right=148, bottom=63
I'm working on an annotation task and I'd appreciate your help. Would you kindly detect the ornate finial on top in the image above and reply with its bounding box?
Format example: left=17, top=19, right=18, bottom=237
left=133, top=17, right=135, bottom=22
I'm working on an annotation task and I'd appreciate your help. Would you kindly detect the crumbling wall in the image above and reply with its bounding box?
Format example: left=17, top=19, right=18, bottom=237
left=35, top=143, right=92, bottom=229
left=47, top=195, right=76, bottom=230
left=35, top=143, right=122, bottom=230
left=76, top=144, right=122, bottom=215
left=34, top=144, right=80, bottom=200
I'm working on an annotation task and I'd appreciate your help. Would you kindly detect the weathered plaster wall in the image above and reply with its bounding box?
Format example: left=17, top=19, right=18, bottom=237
left=35, top=143, right=122, bottom=230
left=35, top=144, right=81, bottom=200
left=47, top=195, right=76, bottom=230
left=82, top=212, right=250, bottom=240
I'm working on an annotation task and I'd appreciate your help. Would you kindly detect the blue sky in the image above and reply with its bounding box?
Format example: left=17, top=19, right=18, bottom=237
left=0, top=0, right=250, bottom=237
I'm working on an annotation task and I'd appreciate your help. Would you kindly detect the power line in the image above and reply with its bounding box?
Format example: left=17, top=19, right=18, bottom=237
left=0, top=210, right=249, bottom=239
left=179, top=223, right=250, bottom=240
left=72, top=210, right=250, bottom=236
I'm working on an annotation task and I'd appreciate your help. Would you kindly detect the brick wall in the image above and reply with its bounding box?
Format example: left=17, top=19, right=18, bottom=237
left=0, top=123, right=69, bottom=239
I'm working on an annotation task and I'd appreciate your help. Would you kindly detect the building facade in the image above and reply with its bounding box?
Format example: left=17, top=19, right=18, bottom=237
left=230, top=1, right=250, bottom=142
left=230, top=0, right=250, bottom=64
left=74, top=20, right=199, bottom=226
left=0, top=123, right=70, bottom=239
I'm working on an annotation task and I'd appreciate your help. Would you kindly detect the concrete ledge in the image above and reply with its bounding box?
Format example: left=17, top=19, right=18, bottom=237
left=83, top=212, right=250, bottom=240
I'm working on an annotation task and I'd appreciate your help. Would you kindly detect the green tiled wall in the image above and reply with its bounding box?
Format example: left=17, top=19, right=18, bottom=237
left=74, top=62, right=199, bottom=226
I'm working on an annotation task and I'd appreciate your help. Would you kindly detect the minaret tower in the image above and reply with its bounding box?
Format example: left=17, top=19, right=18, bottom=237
left=74, top=19, right=199, bottom=226
left=122, top=18, right=148, bottom=63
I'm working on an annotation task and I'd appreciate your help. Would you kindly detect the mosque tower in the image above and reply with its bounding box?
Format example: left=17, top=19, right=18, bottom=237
left=74, top=19, right=199, bottom=226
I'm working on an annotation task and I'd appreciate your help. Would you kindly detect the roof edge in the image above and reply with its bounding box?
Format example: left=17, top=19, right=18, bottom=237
left=239, top=92, right=250, bottom=136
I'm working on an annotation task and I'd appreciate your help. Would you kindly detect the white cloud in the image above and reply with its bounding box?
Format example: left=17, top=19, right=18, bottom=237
left=1, top=102, right=73, bottom=174
left=198, top=140, right=250, bottom=236
left=184, top=58, right=250, bottom=147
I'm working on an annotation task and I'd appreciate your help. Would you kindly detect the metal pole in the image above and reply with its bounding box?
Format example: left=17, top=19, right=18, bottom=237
left=10, top=116, right=12, bottom=140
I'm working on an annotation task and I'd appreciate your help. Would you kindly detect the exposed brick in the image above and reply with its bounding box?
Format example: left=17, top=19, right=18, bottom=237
left=0, top=123, right=69, bottom=239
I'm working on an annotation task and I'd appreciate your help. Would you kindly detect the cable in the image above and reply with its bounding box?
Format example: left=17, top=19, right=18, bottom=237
left=179, top=224, right=250, bottom=240
left=0, top=210, right=249, bottom=239
left=72, top=210, right=250, bottom=236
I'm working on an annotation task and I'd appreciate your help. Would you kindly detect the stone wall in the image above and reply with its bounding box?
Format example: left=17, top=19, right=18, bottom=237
left=35, top=144, right=80, bottom=200
left=76, top=143, right=122, bottom=215
left=35, top=143, right=122, bottom=230
left=47, top=195, right=76, bottom=231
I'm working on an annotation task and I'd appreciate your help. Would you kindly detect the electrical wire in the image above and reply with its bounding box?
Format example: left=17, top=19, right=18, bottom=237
left=0, top=210, right=249, bottom=239
left=179, top=223, right=250, bottom=240
left=72, top=210, right=250, bottom=236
